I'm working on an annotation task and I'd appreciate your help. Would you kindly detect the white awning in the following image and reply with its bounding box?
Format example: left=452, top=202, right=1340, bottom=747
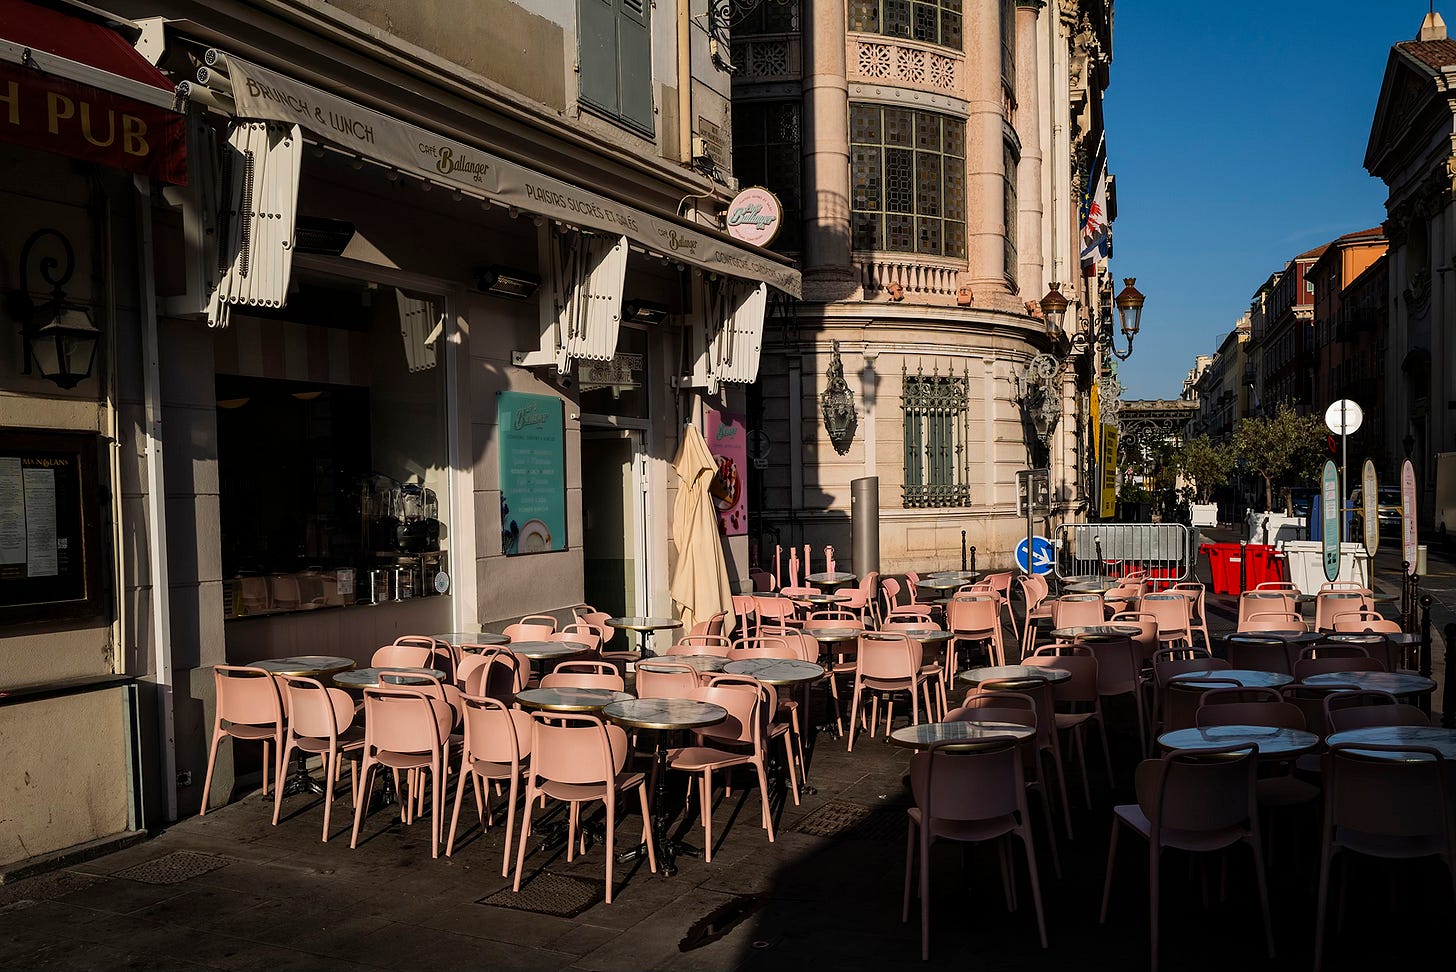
left=217, top=54, right=800, bottom=298
left=516, top=226, right=629, bottom=372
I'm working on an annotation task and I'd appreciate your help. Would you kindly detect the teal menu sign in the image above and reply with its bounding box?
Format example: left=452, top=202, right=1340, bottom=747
left=1321, top=460, right=1340, bottom=582
left=498, top=391, right=566, bottom=556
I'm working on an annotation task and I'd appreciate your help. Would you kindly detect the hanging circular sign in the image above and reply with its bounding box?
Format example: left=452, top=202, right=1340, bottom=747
left=725, top=187, right=782, bottom=247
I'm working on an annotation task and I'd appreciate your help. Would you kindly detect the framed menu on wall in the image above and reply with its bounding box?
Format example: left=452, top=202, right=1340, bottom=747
left=497, top=391, right=567, bottom=555
left=0, top=429, right=104, bottom=624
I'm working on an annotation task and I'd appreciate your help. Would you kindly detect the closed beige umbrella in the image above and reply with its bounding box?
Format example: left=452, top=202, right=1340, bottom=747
left=669, top=423, right=736, bottom=636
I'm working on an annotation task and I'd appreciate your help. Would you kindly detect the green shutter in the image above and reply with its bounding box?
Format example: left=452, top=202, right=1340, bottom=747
left=617, top=0, right=654, bottom=135
left=579, top=0, right=619, bottom=117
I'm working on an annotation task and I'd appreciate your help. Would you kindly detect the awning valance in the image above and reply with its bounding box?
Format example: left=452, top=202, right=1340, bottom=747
left=0, top=0, right=186, bottom=182
left=217, top=55, right=798, bottom=298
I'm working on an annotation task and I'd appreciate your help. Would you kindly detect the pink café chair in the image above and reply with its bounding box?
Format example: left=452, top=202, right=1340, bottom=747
left=200, top=665, right=286, bottom=814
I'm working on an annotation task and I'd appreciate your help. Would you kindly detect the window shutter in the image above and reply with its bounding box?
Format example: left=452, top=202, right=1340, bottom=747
left=579, top=0, right=620, bottom=117
left=617, top=0, right=654, bottom=134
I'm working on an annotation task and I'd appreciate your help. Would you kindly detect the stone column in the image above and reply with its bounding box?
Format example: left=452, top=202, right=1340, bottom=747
left=964, top=0, right=1013, bottom=304
left=1014, top=1, right=1045, bottom=299
left=802, top=0, right=855, bottom=297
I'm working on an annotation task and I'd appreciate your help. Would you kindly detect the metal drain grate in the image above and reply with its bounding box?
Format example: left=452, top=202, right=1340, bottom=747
left=479, top=872, right=604, bottom=918
left=111, top=851, right=232, bottom=885
left=0, top=871, right=98, bottom=907
left=790, top=801, right=905, bottom=841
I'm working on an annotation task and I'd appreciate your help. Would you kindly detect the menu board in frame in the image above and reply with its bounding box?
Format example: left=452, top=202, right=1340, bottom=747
left=497, top=391, right=567, bottom=556
left=0, top=429, right=104, bottom=624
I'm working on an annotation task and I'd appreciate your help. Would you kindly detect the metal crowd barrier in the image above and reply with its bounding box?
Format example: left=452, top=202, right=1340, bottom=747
left=1053, top=523, right=1195, bottom=585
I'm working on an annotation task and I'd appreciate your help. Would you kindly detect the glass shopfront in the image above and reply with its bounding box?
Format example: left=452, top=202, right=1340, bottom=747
left=215, top=268, right=451, bottom=618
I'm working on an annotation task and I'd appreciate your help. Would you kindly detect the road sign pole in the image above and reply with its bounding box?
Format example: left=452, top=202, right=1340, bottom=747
left=1340, top=400, right=1348, bottom=544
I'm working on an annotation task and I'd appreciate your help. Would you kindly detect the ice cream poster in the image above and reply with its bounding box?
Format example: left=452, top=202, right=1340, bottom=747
left=705, top=408, right=747, bottom=536
left=498, top=391, right=567, bottom=555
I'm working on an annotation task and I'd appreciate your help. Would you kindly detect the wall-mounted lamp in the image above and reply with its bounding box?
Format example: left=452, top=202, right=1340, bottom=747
left=820, top=340, right=856, bottom=454
left=14, top=229, right=100, bottom=390
left=475, top=265, right=540, bottom=300
left=623, top=298, right=669, bottom=325
left=1038, top=281, right=1069, bottom=341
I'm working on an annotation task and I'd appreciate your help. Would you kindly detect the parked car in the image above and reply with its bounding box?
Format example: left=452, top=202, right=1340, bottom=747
left=1289, top=487, right=1317, bottom=519
left=1351, top=485, right=1402, bottom=533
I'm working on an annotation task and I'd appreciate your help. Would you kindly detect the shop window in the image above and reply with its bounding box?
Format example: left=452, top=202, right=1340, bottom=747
left=901, top=367, right=971, bottom=508
left=849, top=0, right=961, bottom=49
left=851, top=104, right=965, bottom=258
left=737, top=0, right=800, bottom=34
left=1004, top=141, right=1018, bottom=283
left=578, top=0, right=655, bottom=137
left=732, top=101, right=802, bottom=253
left=216, top=272, right=450, bottom=617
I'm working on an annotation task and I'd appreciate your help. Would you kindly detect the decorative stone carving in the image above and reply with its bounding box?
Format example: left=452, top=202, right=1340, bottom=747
left=851, top=39, right=959, bottom=94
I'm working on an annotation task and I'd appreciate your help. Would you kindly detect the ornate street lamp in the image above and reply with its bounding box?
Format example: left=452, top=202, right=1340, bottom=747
left=1039, top=281, right=1069, bottom=339
left=15, top=229, right=101, bottom=389
left=1108, top=277, right=1146, bottom=361
left=820, top=340, right=856, bottom=454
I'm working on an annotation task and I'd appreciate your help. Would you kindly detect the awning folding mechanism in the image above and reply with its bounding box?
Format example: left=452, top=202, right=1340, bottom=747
left=681, top=275, right=767, bottom=392
left=397, top=290, right=443, bottom=372
left=515, top=227, right=628, bottom=372
left=206, top=120, right=301, bottom=328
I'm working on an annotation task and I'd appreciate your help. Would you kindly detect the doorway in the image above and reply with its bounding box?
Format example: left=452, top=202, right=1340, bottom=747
left=581, top=428, right=646, bottom=620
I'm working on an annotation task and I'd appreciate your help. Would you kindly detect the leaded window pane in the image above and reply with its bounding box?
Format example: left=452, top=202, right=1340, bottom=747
left=851, top=103, right=881, bottom=144
left=885, top=213, right=914, bottom=250
left=943, top=118, right=965, bottom=156
left=852, top=145, right=882, bottom=210
left=883, top=108, right=913, bottom=147
left=883, top=0, right=912, bottom=38
left=916, top=152, right=941, bottom=217
left=916, top=113, right=941, bottom=153
left=917, top=217, right=942, bottom=255
left=853, top=212, right=882, bottom=250
left=885, top=148, right=914, bottom=213
left=849, top=0, right=961, bottom=49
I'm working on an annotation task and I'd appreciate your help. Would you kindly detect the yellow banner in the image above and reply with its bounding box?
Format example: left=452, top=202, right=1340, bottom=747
left=1099, top=423, right=1119, bottom=518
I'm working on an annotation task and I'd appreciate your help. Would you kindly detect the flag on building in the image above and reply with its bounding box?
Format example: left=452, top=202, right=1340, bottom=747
left=1080, top=133, right=1110, bottom=274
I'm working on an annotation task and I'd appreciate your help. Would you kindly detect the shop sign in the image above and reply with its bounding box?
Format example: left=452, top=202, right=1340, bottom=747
left=224, top=56, right=799, bottom=298
left=578, top=353, right=643, bottom=393
left=1099, top=423, right=1118, bottom=519
left=1401, top=459, right=1417, bottom=569
left=705, top=407, right=747, bottom=536
left=1361, top=459, right=1379, bottom=556
left=0, top=61, right=186, bottom=183
left=725, top=187, right=782, bottom=247
left=497, top=392, right=567, bottom=556
left=1321, top=460, right=1340, bottom=582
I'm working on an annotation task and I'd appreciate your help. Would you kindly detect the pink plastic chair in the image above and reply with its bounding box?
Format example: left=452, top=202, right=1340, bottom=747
left=446, top=693, right=534, bottom=876
left=980, top=671, right=1073, bottom=839
left=669, top=634, right=732, bottom=657
left=634, top=661, right=701, bottom=699
left=1238, top=590, right=1297, bottom=626
left=504, top=614, right=559, bottom=642
left=513, top=712, right=655, bottom=902
left=1019, top=574, right=1054, bottom=655
left=1026, top=647, right=1110, bottom=807
left=804, top=614, right=865, bottom=735
left=393, top=635, right=456, bottom=681
left=902, top=736, right=1047, bottom=961
left=273, top=675, right=365, bottom=840
left=1050, top=594, right=1105, bottom=630
left=668, top=681, right=776, bottom=860
left=201, top=665, right=286, bottom=814
left=1322, top=689, right=1430, bottom=731
left=1101, top=745, right=1274, bottom=972
left=882, top=577, right=936, bottom=622
left=847, top=633, right=936, bottom=751
left=371, top=643, right=433, bottom=669
left=1313, top=591, right=1373, bottom=632
left=461, top=647, right=528, bottom=701
left=350, top=685, right=454, bottom=857
left=753, top=595, right=800, bottom=629
left=540, top=660, right=626, bottom=691
left=946, top=594, right=1004, bottom=670
left=1330, top=609, right=1400, bottom=634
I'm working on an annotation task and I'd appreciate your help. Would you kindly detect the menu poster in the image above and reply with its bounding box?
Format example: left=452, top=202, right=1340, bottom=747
left=705, top=407, right=747, bottom=536
left=0, top=430, right=102, bottom=623
left=497, top=391, right=567, bottom=556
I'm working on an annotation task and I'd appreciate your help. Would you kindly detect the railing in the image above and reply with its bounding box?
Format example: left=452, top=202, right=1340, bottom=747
left=1053, top=523, right=1195, bottom=584
left=731, top=35, right=802, bottom=82
left=855, top=254, right=964, bottom=304
left=848, top=35, right=965, bottom=99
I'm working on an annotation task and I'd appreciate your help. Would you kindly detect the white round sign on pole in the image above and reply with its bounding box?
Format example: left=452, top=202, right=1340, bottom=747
left=1324, top=399, right=1363, bottom=435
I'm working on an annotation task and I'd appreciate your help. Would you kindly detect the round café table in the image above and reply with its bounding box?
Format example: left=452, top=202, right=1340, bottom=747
left=639, top=655, right=727, bottom=676
left=505, top=640, right=594, bottom=683
left=332, top=666, right=446, bottom=689
left=1156, top=724, right=1319, bottom=758
left=889, top=719, right=1035, bottom=750
left=1326, top=725, right=1456, bottom=760
left=1063, top=579, right=1118, bottom=595
left=789, top=593, right=849, bottom=608
left=513, top=687, right=632, bottom=713
left=255, top=656, right=357, bottom=794
left=1050, top=624, right=1140, bottom=641
left=959, top=664, right=1071, bottom=687
left=602, top=697, right=728, bottom=876
left=606, top=617, right=683, bottom=659
left=1301, top=671, right=1438, bottom=699
left=436, top=632, right=511, bottom=651
left=1170, top=669, right=1294, bottom=689
left=867, top=628, right=953, bottom=644
left=805, top=571, right=857, bottom=589
left=926, top=570, right=981, bottom=584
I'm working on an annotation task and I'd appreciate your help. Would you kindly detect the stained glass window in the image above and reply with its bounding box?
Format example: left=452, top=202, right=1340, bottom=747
left=731, top=101, right=802, bottom=253
left=849, top=103, right=966, bottom=257
left=850, top=0, right=962, bottom=49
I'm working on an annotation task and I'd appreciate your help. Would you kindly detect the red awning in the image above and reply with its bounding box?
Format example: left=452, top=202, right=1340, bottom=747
left=0, top=0, right=186, bottom=183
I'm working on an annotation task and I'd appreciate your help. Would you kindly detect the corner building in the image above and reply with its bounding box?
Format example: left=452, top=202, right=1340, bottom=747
left=734, top=0, right=1118, bottom=573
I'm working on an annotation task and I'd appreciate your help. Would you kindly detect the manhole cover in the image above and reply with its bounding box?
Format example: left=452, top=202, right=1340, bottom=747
left=111, top=852, right=232, bottom=885
left=478, top=872, right=603, bottom=918
left=0, top=871, right=97, bottom=907
left=790, top=801, right=904, bottom=841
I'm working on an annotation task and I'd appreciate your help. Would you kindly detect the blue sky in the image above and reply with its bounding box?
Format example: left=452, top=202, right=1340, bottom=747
left=1104, top=1, right=1431, bottom=399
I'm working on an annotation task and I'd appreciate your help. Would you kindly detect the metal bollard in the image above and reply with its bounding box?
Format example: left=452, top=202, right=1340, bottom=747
left=1419, top=595, right=1433, bottom=719
left=969, top=545, right=977, bottom=572
left=1444, top=623, right=1456, bottom=729
left=1238, top=539, right=1248, bottom=595
left=961, top=530, right=967, bottom=571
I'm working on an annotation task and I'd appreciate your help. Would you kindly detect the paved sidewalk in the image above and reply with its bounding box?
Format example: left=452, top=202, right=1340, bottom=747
left=1, top=636, right=1449, bottom=972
